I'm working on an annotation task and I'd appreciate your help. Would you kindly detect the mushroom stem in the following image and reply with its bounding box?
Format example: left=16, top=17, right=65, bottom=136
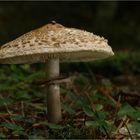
left=46, top=59, right=62, bottom=123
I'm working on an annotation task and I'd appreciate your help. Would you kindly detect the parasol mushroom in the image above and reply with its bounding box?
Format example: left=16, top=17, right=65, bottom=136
left=0, top=21, right=114, bottom=123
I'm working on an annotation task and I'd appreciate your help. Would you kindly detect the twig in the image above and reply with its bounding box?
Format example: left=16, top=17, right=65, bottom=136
left=32, top=74, right=75, bottom=86
left=116, top=115, right=127, bottom=133
left=99, top=87, right=117, bottom=105
left=122, top=118, right=133, bottom=140
left=47, top=76, right=74, bottom=85
left=115, top=115, right=132, bottom=139
left=75, top=110, right=83, bottom=116
left=21, top=101, right=25, bottom=117
left=85, top=91, right=96, bottom=112
left=0, top=95, right=11, bottom=115
left=0, top=94, right=15, bottom=124
left=118, top=90, right=140, bottom=98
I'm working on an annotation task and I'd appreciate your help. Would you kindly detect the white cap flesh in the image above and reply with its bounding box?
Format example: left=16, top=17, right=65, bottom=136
left=0, top=22, right=114, bottom=64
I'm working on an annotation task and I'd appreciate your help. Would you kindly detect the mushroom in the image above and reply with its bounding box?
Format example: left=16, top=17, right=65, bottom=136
left=0, top=22, right=114, bottom=123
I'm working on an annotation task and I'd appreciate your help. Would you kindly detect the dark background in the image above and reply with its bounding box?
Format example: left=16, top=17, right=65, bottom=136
left=0, top=1, right=140, bottom=51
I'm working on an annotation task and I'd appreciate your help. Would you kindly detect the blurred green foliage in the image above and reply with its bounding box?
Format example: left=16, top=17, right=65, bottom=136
left=63, top=51, right=140, bottom=76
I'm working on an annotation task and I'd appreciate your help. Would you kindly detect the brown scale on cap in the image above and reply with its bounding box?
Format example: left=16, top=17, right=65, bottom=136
left=0, top=22, right=114, bottom=64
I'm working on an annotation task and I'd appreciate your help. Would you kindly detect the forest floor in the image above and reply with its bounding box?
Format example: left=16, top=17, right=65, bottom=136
left=0, top=51, right=140, bottom=139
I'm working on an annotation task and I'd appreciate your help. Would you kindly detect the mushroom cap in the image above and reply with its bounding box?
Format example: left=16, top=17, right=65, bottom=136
left=0, top=22, right=114, bottom=64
